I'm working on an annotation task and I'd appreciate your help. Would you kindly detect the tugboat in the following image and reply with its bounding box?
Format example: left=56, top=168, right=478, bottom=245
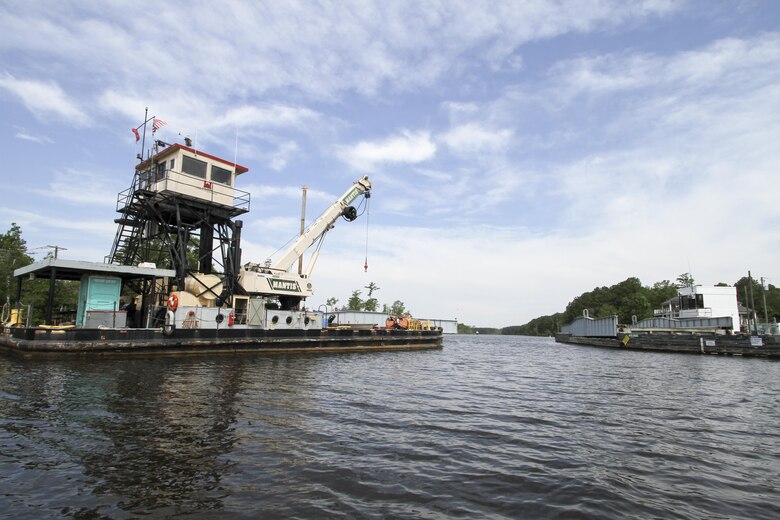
left=0, top=118, right=442, bottom=356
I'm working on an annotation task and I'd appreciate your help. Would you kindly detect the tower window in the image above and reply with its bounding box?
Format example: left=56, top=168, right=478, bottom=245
left=182, top=155, right=207, bottom=179
left=211, top=165, right=232, bottom=186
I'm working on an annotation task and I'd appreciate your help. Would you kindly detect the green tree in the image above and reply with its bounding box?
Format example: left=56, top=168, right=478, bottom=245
left=764, top=283, right=780, bottom=322
left=364, top=282, right=380, bottom=297
left=457, top=323, right=475, bottom=334
left=676, top=272, right=695, bottom=288
left=735, top=276, right=780, bottom=322
left=347, top=290, right=363, bottom=310
left=389, top=300, right=408, bottom=316
left=503, top=312, right=564, bottom=336
left=646, top=280, right=678, bottom=310
left=325, top=297, right=339, bottom=309
left=0, top=223, right=81, bottom=325
left=364, top=297, right=379, bottom=311
left=0, top=223, right=34, bottom=306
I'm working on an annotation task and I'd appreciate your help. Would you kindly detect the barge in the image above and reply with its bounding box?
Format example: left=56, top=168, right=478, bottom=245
left=1, top=117, right=442, bottom=356
left=1, top=324, right=442, bottom=357
left=555, top=285, right=779, bottom=358
left=555, top=331, right=780, bottom=358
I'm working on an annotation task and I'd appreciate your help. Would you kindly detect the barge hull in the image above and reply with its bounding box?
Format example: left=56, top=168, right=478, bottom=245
left=555, top=333, right=780, bottom=358
left=0, top=327, right=443, bottom=357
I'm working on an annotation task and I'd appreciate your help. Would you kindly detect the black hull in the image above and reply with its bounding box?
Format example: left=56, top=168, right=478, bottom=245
left=555, top=332, right=780, bottom=358
left=0, top=327, right=443, bottom=357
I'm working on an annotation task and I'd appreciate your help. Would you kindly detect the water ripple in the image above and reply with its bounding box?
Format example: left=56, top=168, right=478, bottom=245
left=1, top=336, right=779, bottom=518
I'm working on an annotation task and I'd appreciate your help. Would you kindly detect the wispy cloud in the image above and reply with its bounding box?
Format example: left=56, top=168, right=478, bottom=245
left=0, top=73, right=88, bottom=125
left=439, top=123, right=513, bottom=154
left=14, top=130, right=53, bottom=144
left=31, top=168, right=119, bottom=207
left=213, top=105, right=321, bottom=130
left=548, top=34, right=780, bottom=100
left=0, top=1, right=679, bottom=121
left=337, top=130, right=436, bottom=171
left=269, top=141, right=301, bottom=171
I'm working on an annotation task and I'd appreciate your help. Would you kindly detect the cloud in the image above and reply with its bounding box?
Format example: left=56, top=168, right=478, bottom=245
left=0, top=73, right=89, bottom=125
left=439, top=123, right=513, bottom=154
left=0, top=1, right=679, bottom=115
left=248, top=184, right=313, bottom=200
left=269, top=141, right=301, bottom=171
left=213, top=105, right=321, bottom=130
left=548, top=34, right=780, bottom=101
left=97, top=90, right=146, bottom=120
left=337, top=130, right=436, bottom=171
left=14, top=130, right=53, bottom=144
left=0, top=206, right=116, bottom=244
left=31, top=168, right=119, bottom=207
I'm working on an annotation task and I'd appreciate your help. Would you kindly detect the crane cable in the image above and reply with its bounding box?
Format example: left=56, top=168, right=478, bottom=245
left=364, top=195, right=370, bottom=272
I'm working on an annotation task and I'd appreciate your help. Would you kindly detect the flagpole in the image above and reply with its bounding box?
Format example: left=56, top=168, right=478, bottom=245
left=140, top=107, right=148, bottom=161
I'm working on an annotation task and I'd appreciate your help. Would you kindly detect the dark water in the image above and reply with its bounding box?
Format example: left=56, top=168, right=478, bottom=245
left=1, top=335, right=778, bottom=519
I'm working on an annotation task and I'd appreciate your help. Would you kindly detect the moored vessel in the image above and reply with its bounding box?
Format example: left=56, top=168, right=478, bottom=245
left=555, top=285, right=779, bottom=358
left=1, top=115, right=442, bottom=356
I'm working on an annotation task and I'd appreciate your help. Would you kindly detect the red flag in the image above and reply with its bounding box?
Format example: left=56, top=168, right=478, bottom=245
left=132, top=127, right=140, bottom=142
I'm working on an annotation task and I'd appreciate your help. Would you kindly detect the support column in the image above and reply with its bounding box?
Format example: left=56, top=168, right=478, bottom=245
left=199, top=224, right=213, bottom=274
left=15, top=276, right=22, bottom=306
left=46, top=267, right=56, bottom=325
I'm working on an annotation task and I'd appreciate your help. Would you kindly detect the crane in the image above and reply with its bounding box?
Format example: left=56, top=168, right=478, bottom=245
left=238, top=176, right=371, bottom=309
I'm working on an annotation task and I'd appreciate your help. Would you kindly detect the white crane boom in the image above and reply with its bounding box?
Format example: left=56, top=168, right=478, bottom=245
left=271, top=176, right=371, bottom=272
left=238, top=176, right=371, bottom=304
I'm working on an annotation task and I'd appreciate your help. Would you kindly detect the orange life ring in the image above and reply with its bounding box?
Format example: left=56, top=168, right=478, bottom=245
left=167, top=293, right=179, bottom=311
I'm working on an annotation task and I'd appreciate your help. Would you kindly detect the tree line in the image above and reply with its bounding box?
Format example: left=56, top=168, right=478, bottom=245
left=325, top=281, right=410, bottom=316
left=501, top=273, right=780, bottom=337
left=0, top=223, right=81, bottom=325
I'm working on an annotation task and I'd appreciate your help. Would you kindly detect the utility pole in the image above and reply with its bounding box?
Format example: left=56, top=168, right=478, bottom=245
left=761, top=277, right=769, bottom=324
left=298, top=186, right=307, bottom=275
left=748, top=271, right=758, bottom=334
left=47, top=245, right=67, bottom=259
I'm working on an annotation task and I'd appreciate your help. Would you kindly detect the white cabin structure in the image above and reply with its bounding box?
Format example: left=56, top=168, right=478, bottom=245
left=137, top=143, right=249, bottom=210
left=655, top=285, right=741, bottom=333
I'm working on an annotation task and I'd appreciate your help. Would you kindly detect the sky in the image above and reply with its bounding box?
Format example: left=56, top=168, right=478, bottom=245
left=1, top=0, right=779, bottom=327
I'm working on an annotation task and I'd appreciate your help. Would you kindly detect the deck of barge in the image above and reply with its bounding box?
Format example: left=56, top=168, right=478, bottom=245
left=0, top=326, right=443, bottom=357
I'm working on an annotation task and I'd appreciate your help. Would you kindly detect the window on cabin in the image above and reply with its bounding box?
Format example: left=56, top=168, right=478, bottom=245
left=680, top=295, right=695, bottom=310
left=182, top=155, right=207, bottom=179
left=211, top=165, right=232, bottom=186
left=155, top=162, right=166, bottom=182
left=169, top=158, right=175, bottom=171
left=680, top=294, right=705, bottom=310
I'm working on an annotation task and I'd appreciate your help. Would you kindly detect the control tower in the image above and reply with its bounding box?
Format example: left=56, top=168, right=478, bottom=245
left=107, top=140, right=250, bottom=304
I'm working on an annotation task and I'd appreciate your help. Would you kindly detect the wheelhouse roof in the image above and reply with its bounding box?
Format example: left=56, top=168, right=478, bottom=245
left=14, top=258, right=176, bottom=282
left=136, top=143, right=249, bottom=174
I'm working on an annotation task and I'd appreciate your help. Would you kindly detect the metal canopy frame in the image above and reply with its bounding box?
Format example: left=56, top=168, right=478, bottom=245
left=14, top=258, right=175, bottom=326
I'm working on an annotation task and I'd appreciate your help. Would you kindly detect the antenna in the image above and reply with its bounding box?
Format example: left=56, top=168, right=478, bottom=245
left=687, top=257, right=694, bottom=287
left=234, top=127, right=239, bottom=172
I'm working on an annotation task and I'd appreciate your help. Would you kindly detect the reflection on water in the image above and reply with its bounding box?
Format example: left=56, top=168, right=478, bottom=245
left=1, top=337, right=779, bottom=519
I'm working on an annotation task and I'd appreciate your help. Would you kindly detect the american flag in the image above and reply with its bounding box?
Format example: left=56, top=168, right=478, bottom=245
left=152, top=118, right=167, bottom=133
